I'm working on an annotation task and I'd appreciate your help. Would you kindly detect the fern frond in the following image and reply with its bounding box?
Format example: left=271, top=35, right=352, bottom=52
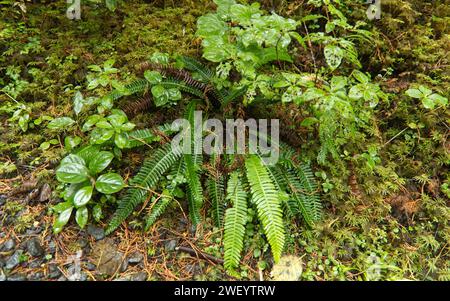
left=280, top=164, right=322, bottom=227
left=159, top=79, right=205, bottom=99
left=179, top=56, right=214, bottom=83
left=106, top=143, right=182, bottom=234
left=293, top=163, right=322, bottom=221
left=122, top=96, right=153, bottom=118
left=245, top=155, right=285, bottom=263
left=222, top=87, right=247, bottom=107
left=144, top=194, right=172, bottom=230
left=181, top=100, right=204, bottom=226
left=223, top=172, right=248, bottom=272
left=184, top=153, right=203, bottom=226
left=267, top=165, right=298, bottom=218
left=108, top=79, right=149, bottom=101
left=207, top=156, right=225, bottom=227
left=124, top=129, right=160, bottom=149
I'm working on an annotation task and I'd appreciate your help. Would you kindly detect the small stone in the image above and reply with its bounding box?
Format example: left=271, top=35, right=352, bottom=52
left=47, top=263, right=62, bottom=279
left=7, top=274, right=27, bottom=281
left=57, top=276, right=67, bottom=281
left=48, top=240, right=57, bottom=254
left=91, top=239, right=124, bottom=276
left=28, top=272, right=44, bottom=281
left=87, top=225, right=105, bottom=241
left=113, top=276, right=130, bottom=281
left=0, top=197, right=5, bottom=206
left=2, top=239, right=16, bottom=252
left=127, top=252, right=144, bottom=264
left=27, top=237, right=44, bottom=257
left=5, top=250, right=22, bottom=270
left=29, top=259, right=44, bottom=269
left=39, top=184, right=52, bottom=202
left=0, top=258, right=5, bottom=268
left=84, top=262, right=96, bottom=271
left=164, top=240, right=177, bottom=252
left=129, top=272, right=147, bottom=281
left=77, top=238, right=89, bottom=248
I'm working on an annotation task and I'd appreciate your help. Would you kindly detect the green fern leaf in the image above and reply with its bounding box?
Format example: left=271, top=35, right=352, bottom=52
left=245, top=155, right=285, bottom=263
left=184, top=153, right=203, bottom=226
left=294, top=163, right=322, bottom=221
left=159, top=79, right=205, bottom=99
left=280, top=164, right=322, bottom=227
left=179, top=56, right=214, bottom=83
left=207, top=175, right=225, bottom=228
left=124, top=129, right=160, bottom=148
left=106, top=143, right=181, bottom=234
left=144, top=192, right=172, bottom=230
left=223, top=172, right=248, bottom=271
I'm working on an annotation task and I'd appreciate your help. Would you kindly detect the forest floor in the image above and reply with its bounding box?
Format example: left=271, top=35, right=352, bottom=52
left=1, top=1, right=449, bottom=281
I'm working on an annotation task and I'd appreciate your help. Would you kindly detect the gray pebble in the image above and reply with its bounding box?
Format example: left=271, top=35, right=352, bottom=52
left=28, top=272, right=44, bottom=281
left=164, top=240, right=177, bottom=252
left=5, top=250, right=22, bottom=270
left=7, top=274, right=27, bottom=281
left=87, top=225, right=105, bottom=241
left=127, top=252, right=144, bottom=264
left=27, top=237, right=44, bottom=257
left=2, top=239, right=16, bottom=252
left=129, top=271, right=147, bottom=281
left=47, top=263, right=62, bottom=279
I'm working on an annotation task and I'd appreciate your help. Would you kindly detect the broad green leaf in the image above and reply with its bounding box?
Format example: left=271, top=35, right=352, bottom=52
left=53, top=206, right=73, bottom=234
left=405, top=88, right=422, bottom=99
left=52, top=201, right=73, bottom=213
left=64, top=136, right=81, bottom=151
left=144, top=70, right=162, bottom=84
left=73, top=91, right=84, bottom=115
left=152, top=85, right=169, bottom=106
left=422, top=97, right=435, bottom=109
left=89, top=151, right=114, bottom=174
left=352, top=70, right=369, bottom=84
left=75, top=206, right=89, bottom=228
left=197, top=13, right=227, bottom=37
left=56, top=163, right=89, bottom=183
left=167, top=88, right=182, bottom=101
left=95, top=173, right=124, bottom=194
left=73, top=186, right=93, bottom=207
left=349, top=84, right=364, bottom=100
left=120, top=122, right=135, bottom=132
left=114, top=133, right=128, bottom=149
left=107, top=113, right=127, bottom=128
left=61, top=154, right=85, bottom=166
left=40, top=141, right=50, bottom=150
left=82, top=114, right=102, bottom=132
left=90, top=128, right=115, bottom=144
left=324, top=44, right=344, bottom=70
left=428, top=93, right=448, bottom=107
left=95, top=119, right=113, bottom=129
left=87, top=78, right=99, bottom=90
left=76, top=145, right=101, bottom=165
left=418, top=85, right=432, bottom=97
left=47, top=117, right=75, bottom=130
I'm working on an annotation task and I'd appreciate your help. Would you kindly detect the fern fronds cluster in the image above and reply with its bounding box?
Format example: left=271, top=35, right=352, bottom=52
left=106, top=143, right=182, bottom=234
left=223, top=172, right=248, bottom=271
